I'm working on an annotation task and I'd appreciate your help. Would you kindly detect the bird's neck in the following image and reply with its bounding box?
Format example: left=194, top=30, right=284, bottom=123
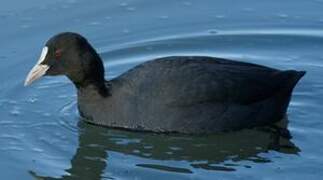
left=70, top=47, right=111, bottom=97
left=67, top=49, right=110, bottom=97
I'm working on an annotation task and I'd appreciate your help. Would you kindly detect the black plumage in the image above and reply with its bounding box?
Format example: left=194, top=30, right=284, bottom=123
left=25, top=32, right=305, bottom=133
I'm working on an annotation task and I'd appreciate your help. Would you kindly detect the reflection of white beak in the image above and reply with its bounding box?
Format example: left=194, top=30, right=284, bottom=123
left=24, top=46, right=50, bottom=86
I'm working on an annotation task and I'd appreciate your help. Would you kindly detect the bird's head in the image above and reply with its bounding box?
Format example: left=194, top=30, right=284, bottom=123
left=25, top=32, right=105, bottom=87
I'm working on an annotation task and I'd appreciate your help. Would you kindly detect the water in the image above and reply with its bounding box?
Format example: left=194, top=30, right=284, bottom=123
left=0, top=0, right=322, bottom=179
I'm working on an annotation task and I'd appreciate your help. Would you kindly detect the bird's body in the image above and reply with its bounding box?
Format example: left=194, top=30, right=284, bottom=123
left=77, top=56, right=304, bottom=133
left=25, top=32, right=305, bottom=134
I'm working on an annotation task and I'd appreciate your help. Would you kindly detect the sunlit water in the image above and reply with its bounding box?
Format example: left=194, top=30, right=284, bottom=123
left=0, top=0, right=322, bottom=179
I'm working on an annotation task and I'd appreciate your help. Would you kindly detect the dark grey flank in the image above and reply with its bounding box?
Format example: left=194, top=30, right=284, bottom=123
left=26, top=32, right=305, bottom=134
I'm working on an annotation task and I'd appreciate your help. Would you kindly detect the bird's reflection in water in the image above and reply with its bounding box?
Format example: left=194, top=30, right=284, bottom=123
left=30, top=117, right=300, bottom=180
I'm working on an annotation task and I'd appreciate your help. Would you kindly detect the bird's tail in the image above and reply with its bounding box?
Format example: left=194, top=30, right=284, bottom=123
left=282, top=70, right=306, bottom=93
left=273, top=70, right=305, bottom=119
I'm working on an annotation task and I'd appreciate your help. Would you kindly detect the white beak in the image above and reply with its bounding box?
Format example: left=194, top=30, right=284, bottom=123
left=24, top=46, right=50, bottom=86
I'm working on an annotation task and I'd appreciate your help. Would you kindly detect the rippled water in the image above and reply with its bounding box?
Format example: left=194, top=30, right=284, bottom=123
left=0, top=0, right=322, bottom=179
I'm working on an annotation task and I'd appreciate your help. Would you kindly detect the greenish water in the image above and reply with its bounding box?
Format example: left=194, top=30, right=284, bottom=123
left=0, top=0, right=322, bottom=179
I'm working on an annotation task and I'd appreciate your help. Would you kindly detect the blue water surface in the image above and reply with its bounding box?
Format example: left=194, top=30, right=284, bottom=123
left=0, top=0, right=322, bottom=179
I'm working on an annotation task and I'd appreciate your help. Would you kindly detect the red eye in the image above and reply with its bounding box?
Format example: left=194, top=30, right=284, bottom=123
left=55, top=49, right=62, bottom=59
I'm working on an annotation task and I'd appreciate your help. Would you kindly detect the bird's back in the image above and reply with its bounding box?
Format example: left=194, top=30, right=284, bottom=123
left=115, top=56, right=302, bottom=105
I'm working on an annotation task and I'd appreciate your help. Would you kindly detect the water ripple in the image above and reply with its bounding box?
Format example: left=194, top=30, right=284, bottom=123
left=98, top=28, right=323, bottom=68
left=57, top=100, right=79, bottom=133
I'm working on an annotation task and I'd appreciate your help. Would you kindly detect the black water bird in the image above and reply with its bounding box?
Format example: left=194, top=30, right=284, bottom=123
left=25, top=32, right=305, bottom=134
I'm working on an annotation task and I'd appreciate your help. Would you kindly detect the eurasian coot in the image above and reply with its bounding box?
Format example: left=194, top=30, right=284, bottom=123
left=25, top=32, right=305, bottom=134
